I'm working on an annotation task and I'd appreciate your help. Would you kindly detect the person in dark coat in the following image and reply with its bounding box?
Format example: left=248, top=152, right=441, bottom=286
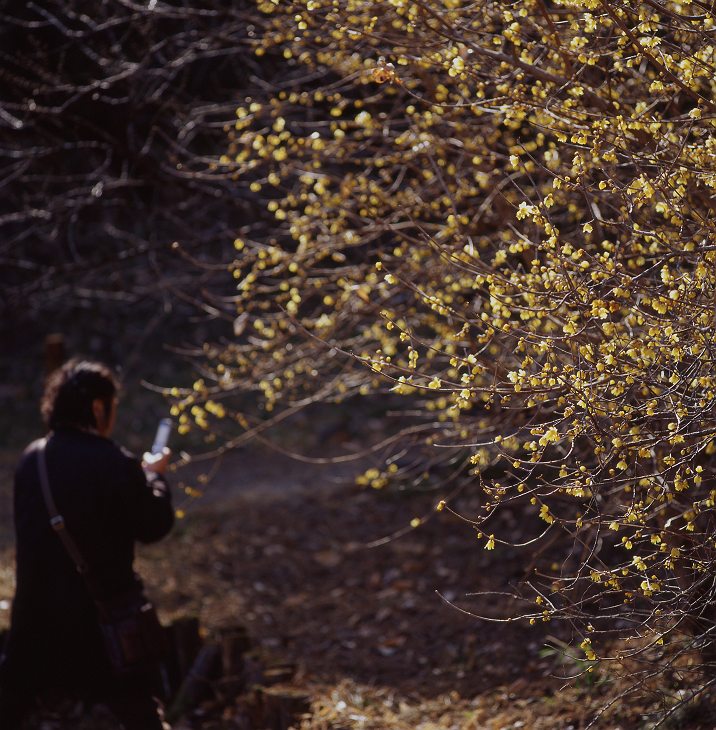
left=0, top=359, right=174, bottom=729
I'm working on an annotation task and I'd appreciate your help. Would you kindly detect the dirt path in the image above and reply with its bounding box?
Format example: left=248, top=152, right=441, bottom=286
left=0, top=445, right=683, bottom=727
left=144, top=470, right=541, bottom=696
left=138, top=447, right=623, bottom=729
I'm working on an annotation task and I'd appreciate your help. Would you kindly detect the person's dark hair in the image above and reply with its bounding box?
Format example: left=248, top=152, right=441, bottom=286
left=41, top=359, right=119, bottom=430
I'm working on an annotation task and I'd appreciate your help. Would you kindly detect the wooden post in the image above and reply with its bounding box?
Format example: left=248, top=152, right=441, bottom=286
left=44, top=334, right=66, bottom=375
left=166, top=641, right=222, bottom=722
left=219, top=625, right=251, bottom=676
left=261, top=686, right=311, bottom=730
left=167, top=616, right=202, bottom=688
left=262, top=664, right=297, bottom=686
left=216, top=625, right=252, bottom=698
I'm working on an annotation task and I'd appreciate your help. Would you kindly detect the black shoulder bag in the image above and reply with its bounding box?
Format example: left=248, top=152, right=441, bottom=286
left=37, top=438, right=167, bottom=676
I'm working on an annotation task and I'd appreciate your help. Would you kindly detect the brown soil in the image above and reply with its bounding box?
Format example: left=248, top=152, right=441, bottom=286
left=137, top=449, right=664, bottom=729
left=1, top=446, right=709, bottom=728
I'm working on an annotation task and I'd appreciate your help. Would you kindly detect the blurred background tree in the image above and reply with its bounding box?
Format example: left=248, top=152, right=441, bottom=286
left=175, top=0, right=716, bottom=717
left=0, top=0, right=269, bottom=446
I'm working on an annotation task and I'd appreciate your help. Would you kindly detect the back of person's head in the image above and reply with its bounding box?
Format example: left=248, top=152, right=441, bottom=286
left=41, top=359, right=119, bottom=431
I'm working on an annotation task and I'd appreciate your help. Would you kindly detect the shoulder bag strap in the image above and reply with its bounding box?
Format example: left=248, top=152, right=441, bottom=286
left=37, top=437, right=90, bottom=575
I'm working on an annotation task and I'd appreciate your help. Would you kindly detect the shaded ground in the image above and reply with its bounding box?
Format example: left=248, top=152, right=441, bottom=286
left=1, top=445, right=711, bottom=728
left=145, top=464, right=544, bottom=697
left=135, top=448, right=647, bottom=729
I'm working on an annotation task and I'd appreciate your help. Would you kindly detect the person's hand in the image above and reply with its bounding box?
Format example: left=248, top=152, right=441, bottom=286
left=142, top=447, right=171, bottom=474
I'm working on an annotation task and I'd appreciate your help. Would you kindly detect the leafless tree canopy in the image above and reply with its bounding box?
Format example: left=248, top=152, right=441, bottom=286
left=0, top=0, right=267, bottom=357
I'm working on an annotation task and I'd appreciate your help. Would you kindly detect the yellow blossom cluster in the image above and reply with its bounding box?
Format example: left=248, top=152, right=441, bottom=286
left=179, top=0, right=716, bottom=691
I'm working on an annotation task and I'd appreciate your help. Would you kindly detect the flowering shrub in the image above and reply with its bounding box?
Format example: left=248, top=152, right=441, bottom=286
left=178, top=0, right=716, bottom=713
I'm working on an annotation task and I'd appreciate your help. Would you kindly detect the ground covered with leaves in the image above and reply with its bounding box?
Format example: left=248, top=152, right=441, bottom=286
left=2, top=446, right=715, bottom=729
left=137, top=449, right=715, bottom=729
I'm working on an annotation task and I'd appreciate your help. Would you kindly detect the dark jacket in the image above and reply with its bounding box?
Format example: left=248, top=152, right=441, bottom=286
left=1, top=427, right=173, bottom=692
